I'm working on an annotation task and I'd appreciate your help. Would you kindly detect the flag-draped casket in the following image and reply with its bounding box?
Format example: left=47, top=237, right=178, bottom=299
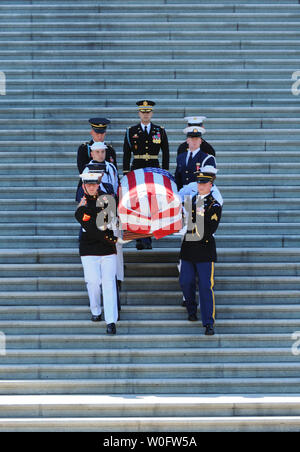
left=118, top=168, right=182, bottom=239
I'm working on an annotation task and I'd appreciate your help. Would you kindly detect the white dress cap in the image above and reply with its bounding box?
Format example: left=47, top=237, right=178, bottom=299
left=184, top=116, right=207, bottom=124
left=90, top=142, right=107, bottom=151
left=80, top=172, right=101, bottom=182
left=200, top=165, right=218, bottom=175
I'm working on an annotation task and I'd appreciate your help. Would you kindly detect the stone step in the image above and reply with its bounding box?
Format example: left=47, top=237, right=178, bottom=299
left=2, top=289, right=300, bottom=306
left=0, top=68, right=296, bottom=80
left=0, top=247, right=298, bottom=264
left=0, top=362, right=299, bottom=380
left=0, top=395, right=300, bottom=426
left=2, top=275, right=300, bottom=292
left=3, top=88, right=297, bottom=100
left=0, top=260, right=298, bottom=278
left=3, top=127, right=300, bottom=139
left=0, top=376, right=299, bottom=396
left=3, top=49, right=300, bottom=60
left=2, top=106, right=300, bottom=119
left=1, top=0, right=297, bottom=6
left=1, top=31, right=300, bottom=41
left=0, top=2, right=298, bottom=12
left=2, top=96, right=299, bottom=109
left=3, top=22, right=300, bottom=34
left=3, top=13, right=300, bottom=23
left=2, top=59, right=300, bottom=71
left=1, top=415, right=300, bottom=432
left=124, top=261, right=300, bottom=277
left=2, top=83, right=297, bottom=94
left=1, top=117, right=300, bottom=129
left=2, top=414, right=300, bottom=432
left=4, top=332, right=297, bottom=350
left=4, top=90, right=298, bottom=102
left=2, top=39, right=300, bottom=51
left=0, top=347, right=297, bottom=365
left=1, top=304, right=300, bottom=320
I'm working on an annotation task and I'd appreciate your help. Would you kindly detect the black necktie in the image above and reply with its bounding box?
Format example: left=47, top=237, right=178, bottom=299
left=187, top=151, right=193, bottom=169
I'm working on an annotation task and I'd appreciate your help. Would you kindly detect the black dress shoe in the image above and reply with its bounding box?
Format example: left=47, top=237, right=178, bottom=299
left=181, top=300, right=186, bottom=307
left=205, top=325, right=215, bottom=336
left=188, top=314, right=198, bottom=322
left=106, top=323, right=116, bottom=335
left=91, top=315, right=102, bottom=322
left=145, top=243, right=152, bottom=250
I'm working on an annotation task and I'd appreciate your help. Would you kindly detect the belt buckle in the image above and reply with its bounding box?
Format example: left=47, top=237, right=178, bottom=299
left=144, top=153, right=150, bottom=161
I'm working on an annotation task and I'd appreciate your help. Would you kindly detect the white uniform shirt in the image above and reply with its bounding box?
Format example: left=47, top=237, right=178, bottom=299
left=83, top=160, right=119, bottom=195
left=179, top=182, right=224, bottom=206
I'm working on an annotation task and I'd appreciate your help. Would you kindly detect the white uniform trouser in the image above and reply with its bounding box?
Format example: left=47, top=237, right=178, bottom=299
left=81, top=254, right=118, bottom=324
left=116, top=241, right=124, bottom=281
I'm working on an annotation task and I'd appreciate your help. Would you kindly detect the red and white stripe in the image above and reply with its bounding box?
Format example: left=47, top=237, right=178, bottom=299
left=118, top=169, right=182, bottom=239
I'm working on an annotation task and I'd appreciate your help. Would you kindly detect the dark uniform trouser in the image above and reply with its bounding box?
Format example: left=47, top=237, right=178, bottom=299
left=179, top=260, right=215, bottom=326
left=138, top=237, right=152, bottom=248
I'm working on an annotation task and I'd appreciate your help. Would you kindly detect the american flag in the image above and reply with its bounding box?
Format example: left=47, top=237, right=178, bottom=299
left=118, top=168, right=183, bottom=239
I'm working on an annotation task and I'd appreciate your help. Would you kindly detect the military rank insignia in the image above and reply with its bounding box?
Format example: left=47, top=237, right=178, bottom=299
left=211, top=213, right=218, bottom=221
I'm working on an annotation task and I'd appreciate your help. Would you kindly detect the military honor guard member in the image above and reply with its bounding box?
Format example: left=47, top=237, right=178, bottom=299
left=75, top=170, right=119, bottom=335
left=179, top=165, right=223, bottom=206
left=179, top=167, right=222, bottom=336
left=82, top=147, right=124, bottom=308
left=82, top=142, right=119, bottom=195
left=175, top=125, right=217, bottom=191
left=177, top=116, right=216, bottom=157
left=76, top=118, right=117, bottom=200
left=123, top=100, right=170, bottom=250
left=123, top=100, right=169, bottom=174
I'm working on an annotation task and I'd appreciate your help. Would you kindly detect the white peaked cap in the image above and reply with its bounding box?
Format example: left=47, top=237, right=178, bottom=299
left=184, top=116, right=207, bottom=124
left=200, top=165, right=218, bottom=175
left=90, top=142, right=107, bottom=151
left=80, top=172, right=101, bottom=182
